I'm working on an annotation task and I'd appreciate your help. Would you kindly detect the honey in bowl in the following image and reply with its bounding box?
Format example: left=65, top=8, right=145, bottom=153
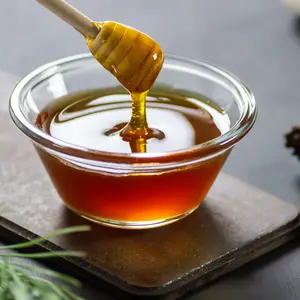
left=10, top=53, right=256, bottom=229
left=35, top=88, right=230, bottom=224
left=9, top=1, right=256, bottom=228
left=34, top=17, right=234, bottom=227
left=35, top=12, right=236, bottom=227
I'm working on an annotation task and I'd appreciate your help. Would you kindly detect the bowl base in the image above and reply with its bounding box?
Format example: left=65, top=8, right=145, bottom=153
left=65, top=204, right=200, bottom=229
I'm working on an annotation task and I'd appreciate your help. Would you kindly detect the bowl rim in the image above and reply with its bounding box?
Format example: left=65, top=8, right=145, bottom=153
left=9, top=53, right=257, bottom=165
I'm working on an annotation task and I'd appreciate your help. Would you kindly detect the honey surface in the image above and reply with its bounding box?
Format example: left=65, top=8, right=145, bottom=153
left=37, top=89, right=230, bottom=154
left=35, top=89, right=230, bottom=222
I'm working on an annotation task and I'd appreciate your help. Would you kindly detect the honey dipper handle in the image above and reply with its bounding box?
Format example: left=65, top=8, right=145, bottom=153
left=36, top=0, right=99, bottom=37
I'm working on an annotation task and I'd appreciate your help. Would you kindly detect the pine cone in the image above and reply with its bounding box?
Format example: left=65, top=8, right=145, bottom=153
left=285, top=126, right=300, bottom=159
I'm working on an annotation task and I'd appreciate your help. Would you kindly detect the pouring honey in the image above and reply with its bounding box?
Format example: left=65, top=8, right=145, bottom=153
left=31, top=0, right=233, bottom=228
left=86, top=21, right=165, bottom=153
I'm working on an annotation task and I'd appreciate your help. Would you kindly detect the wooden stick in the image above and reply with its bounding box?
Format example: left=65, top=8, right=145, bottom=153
left=36, top=0, right=99, bottom=37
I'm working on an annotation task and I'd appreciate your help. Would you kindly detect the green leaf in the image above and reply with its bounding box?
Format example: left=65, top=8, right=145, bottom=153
left=61, top=285, right=84, bottom=300
left=0, top=226, right=90, bottom=251
left=6, top=265, right=29, bottom=300
left=0, top=224, right=88, bottom=299
left=12, top=263, right=81, bottom=287
left=0, top=261, right=8, bottom=288
left=0, top=251, right=85, bottom=259
left=30, top=277, right=69, bottom=300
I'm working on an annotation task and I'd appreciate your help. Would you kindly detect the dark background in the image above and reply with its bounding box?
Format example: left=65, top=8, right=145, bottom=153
left=1, top=0, right=300, bottom=299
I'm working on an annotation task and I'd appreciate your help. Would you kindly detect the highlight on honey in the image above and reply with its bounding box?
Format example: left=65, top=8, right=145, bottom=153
left=86, top=21, right=164, bottom=93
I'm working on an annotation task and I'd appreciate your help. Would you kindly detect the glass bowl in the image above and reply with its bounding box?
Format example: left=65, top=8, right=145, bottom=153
left=9, top=53, right=257, bottom=229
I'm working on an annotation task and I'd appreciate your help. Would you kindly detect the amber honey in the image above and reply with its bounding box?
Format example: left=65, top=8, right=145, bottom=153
left=35, top=88, right=230, bottom=225
left=9, top=9, right=256, bottom=228
left=86, top=21, right=165, bottom=153
left=34, top=21, right=230, bottom=226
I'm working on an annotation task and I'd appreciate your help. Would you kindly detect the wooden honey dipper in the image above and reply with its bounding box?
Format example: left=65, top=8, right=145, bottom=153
left=36, top=0, right=164, bottom=93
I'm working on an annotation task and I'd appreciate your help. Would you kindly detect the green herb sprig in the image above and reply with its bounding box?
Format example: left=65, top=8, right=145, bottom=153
left=0, top=225, right=90, bottom=300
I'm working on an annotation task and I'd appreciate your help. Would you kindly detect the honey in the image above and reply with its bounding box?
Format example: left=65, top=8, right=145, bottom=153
left=35, top=88, right=230, bottom=224
left=9, top=5, right=257, bottom=229
left=86, top=21, right=164, bottom=93
left=35, top=20, right=229, bottom=226
left=86, top=21, right=165, bottom=152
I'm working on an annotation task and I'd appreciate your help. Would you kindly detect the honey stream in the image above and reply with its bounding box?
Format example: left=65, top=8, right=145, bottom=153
left=86, top=21, right=165, bottom=153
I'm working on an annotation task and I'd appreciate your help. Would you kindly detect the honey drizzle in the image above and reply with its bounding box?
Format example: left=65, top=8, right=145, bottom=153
left=86, top=21, right=165, bottom=153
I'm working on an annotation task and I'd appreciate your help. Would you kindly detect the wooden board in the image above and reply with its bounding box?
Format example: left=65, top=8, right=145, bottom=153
left=0, top=111, right=299, bottom=299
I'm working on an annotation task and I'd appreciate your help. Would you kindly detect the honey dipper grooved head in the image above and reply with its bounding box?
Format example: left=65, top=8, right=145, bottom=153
left=87, top=21, right=164, bottom=93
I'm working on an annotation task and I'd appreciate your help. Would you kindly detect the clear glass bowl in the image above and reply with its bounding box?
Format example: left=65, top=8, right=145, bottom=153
left=9, top=53, right=257, bottom=229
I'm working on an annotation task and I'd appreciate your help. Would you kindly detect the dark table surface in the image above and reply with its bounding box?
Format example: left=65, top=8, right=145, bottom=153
left=1, top=0, right=300, bottom=299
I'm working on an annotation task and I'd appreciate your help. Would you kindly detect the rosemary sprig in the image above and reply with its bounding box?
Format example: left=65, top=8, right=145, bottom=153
left=11, top=263, right=81, bottom=287
left=0, top=225, right=90, bottom=299
left=0, top=226, right=89, bottom=250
